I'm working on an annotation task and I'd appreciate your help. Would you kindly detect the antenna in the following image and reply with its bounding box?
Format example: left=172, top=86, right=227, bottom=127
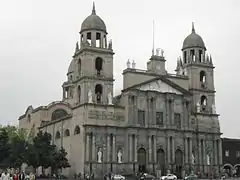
left=152, top=20, right=155, bottom=56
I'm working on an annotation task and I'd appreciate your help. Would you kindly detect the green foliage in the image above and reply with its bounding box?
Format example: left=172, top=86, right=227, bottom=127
left=0, top=126, right=70, bottom=171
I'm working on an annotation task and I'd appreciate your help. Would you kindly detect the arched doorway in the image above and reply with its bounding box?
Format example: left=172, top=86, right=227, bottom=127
left=157, top=149, right=166, bottom=175
left=223, top=164, right=233, bottom=177
left=137, top=148, right=147, bottom=173
left=234, top=164, right=240, bottom=177
left=175, top=149, right=183, bottom=178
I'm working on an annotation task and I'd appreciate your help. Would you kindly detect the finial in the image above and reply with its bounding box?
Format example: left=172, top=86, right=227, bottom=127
left=92, top=2, right=96, bottom=15
left=192, top=22, right=195, bottom=33
left=209, top=54, right=213, bottom=64
left=132, top=60, right=136, bottom=69
left=127, top=59, right=131, bottom=68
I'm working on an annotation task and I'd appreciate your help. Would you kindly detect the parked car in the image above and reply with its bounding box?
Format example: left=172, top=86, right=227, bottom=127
left=112, top=174, right=125, bottom=180
left=184, top=174, right=197, bottom=180
left=161, top=174, right=177, bottom=180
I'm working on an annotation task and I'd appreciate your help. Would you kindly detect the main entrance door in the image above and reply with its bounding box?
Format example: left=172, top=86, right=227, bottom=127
left=175, top=149, right=183, bottom=178
left=137, top=148, right=147, bottom=172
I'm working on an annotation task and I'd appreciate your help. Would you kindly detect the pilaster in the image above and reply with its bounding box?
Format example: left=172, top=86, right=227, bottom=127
left=185, top=138, right=188, bottom=164
left=148, top=136, right=152, bottom=162
left=92, top=134, right=96, bottom=161
left=86, top=134, right=90, bottom=161
left=134, top=135, right=138, bottom=162
left=129, top=135, right=133, bottom=161
left=112, top=135, right=116, bottom=162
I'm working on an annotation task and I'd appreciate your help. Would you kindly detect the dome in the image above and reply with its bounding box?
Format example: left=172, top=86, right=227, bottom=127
left=80, top=3, right=107, bottom=33
left=182, top=24, right=206, bottom=50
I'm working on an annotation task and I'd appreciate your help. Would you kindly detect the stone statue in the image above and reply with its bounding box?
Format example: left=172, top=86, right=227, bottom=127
left=206, top=154, right=210, bottom=165
left=132, top=60, right=136, bottom=69
left=88, top=89, right=93, bottom=103
left=196, top=101, right=201, bottom=113
left=108, top=92, right=113, bottom=105
left=108, top=40, right=112, bottom=50
left=127, top=59, right=131, bottom=68
left=212, top=104, right=216, bottom=114
left=117, top=149, right=122, bottom=163
left=97, top=148, right=102, bottom=163
left=192, top=153, right=195, bottom=164
left=184, top=68, right=188, bottom=75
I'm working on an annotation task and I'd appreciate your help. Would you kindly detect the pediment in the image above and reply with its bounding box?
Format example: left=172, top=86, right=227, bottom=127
left=137, top=79, right=182, bottom=95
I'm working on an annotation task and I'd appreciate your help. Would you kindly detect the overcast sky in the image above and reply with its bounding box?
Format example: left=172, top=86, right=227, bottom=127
left=0, top=0, right=239, bottom=138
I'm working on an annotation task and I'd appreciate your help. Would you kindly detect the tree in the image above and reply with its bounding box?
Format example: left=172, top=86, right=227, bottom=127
left=0, top=128, right=10, bottom=166
left=51, top=147, right=70, bottom=172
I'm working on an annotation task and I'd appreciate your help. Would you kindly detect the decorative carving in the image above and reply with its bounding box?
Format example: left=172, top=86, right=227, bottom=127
left=88, top=89, right=93, bottom=103
left=97, top=147, right=102, bottom=163
left=108, top=92, right=113, bottom=105
left=88, top=110, right=124, bottom=121
left=138, top=80, right=182, bottom=95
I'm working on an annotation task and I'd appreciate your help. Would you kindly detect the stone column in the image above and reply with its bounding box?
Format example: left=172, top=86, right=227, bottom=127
left=86, top=134, right=90, bottom=161
left=148, top=136, right=152, bottom=162
left=203, top=140, right=206, bottom=165
left=129, top=135, right=133, bottom=161
left=219, top=139, right=222, bottom=165
left=153, top=136, right=157, bottom=163
left=172, top=137, right=175, bottom=163
left=198, top=140, right=202, bottom=165
left=189, top=138, right=193, bottom=164
left=152, top=98, right=156, bottom=125
left=92, top=134, right=96, bottom=161
left=112, top=135, right=116, bottom=162
left=214, top=140, right=218, bottom=165
left=135, top=135, right=138, bottom=162
left=107, top=135, right=111, bottom=162
left=146, top=98, right=150, bottom=126
left=135, top=96, right=138, bottom=124
left=165, top=99, right=169, bottom=127
left=185, top=138, right=188, bottom=164
left=167, top=137, right=171, bottom=164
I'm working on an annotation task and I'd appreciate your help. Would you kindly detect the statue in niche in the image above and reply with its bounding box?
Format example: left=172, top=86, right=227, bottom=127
left=206, top=154, right=210, bottom=165
left=117, top=149, right=123, bottom=163
left=108, top=92, right=113, bottom=105
left=196, top=101, right=201, bottom=113
left=88, top=89, right=93, bottom=103
left=127, top=59, right=131, bottom=68
left=212, top=104, right=216, bottom=114
left=97, top=147, right=102, bottom=163
left=192, top=153, right=195, bottom=164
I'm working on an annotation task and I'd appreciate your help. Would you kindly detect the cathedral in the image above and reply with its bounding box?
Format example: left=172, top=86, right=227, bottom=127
left=18, top=3, right=222, bottom=178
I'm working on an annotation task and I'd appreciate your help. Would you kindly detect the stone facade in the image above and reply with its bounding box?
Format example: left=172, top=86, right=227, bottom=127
left=18, top=4, right=222, bottom=178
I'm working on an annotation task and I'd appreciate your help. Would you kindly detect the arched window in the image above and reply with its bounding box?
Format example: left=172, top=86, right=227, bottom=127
left=200, top=95, right=207, bottom=111
left=74, top=126, right=80, bottom=135
left=199, top=50, right=203, bottom=62
left=200, top=71, right=206, bottom=87
left=64, top=129, right=70, bottom=137
left=51, top=109, right=68, bottom=121
left=95, top=57, right=103, bottom=76
left=96, top=32, right=101, bottom=48
left=78, top=59, right=81, bottom=76
left=87, top=32, right=91, bottom=46
left=183, top=51, right=187, bottom=64
left=95, top=84, right=103, bottom=103
left=55, top=131, right=60, bottom=139
left=78, top=85, right=81, bottom=103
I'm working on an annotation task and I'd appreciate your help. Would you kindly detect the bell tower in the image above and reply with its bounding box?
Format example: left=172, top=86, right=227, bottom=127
left=63, top=3, right=114, bottom=105
left=177, top=23, right=216, bottom=114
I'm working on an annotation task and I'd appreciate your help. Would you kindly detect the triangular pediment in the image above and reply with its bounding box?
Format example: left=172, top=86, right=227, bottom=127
left=137, top=79, right=182, bottom=95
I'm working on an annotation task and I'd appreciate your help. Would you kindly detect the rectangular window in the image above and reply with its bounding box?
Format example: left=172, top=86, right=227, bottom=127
left=138, top=110, right=145, bottom=126
left=174, top=113, right=181, bottom=129
left=236, top=151, right=240, bottom=158
left=156, top=112, right=164, bottom=127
